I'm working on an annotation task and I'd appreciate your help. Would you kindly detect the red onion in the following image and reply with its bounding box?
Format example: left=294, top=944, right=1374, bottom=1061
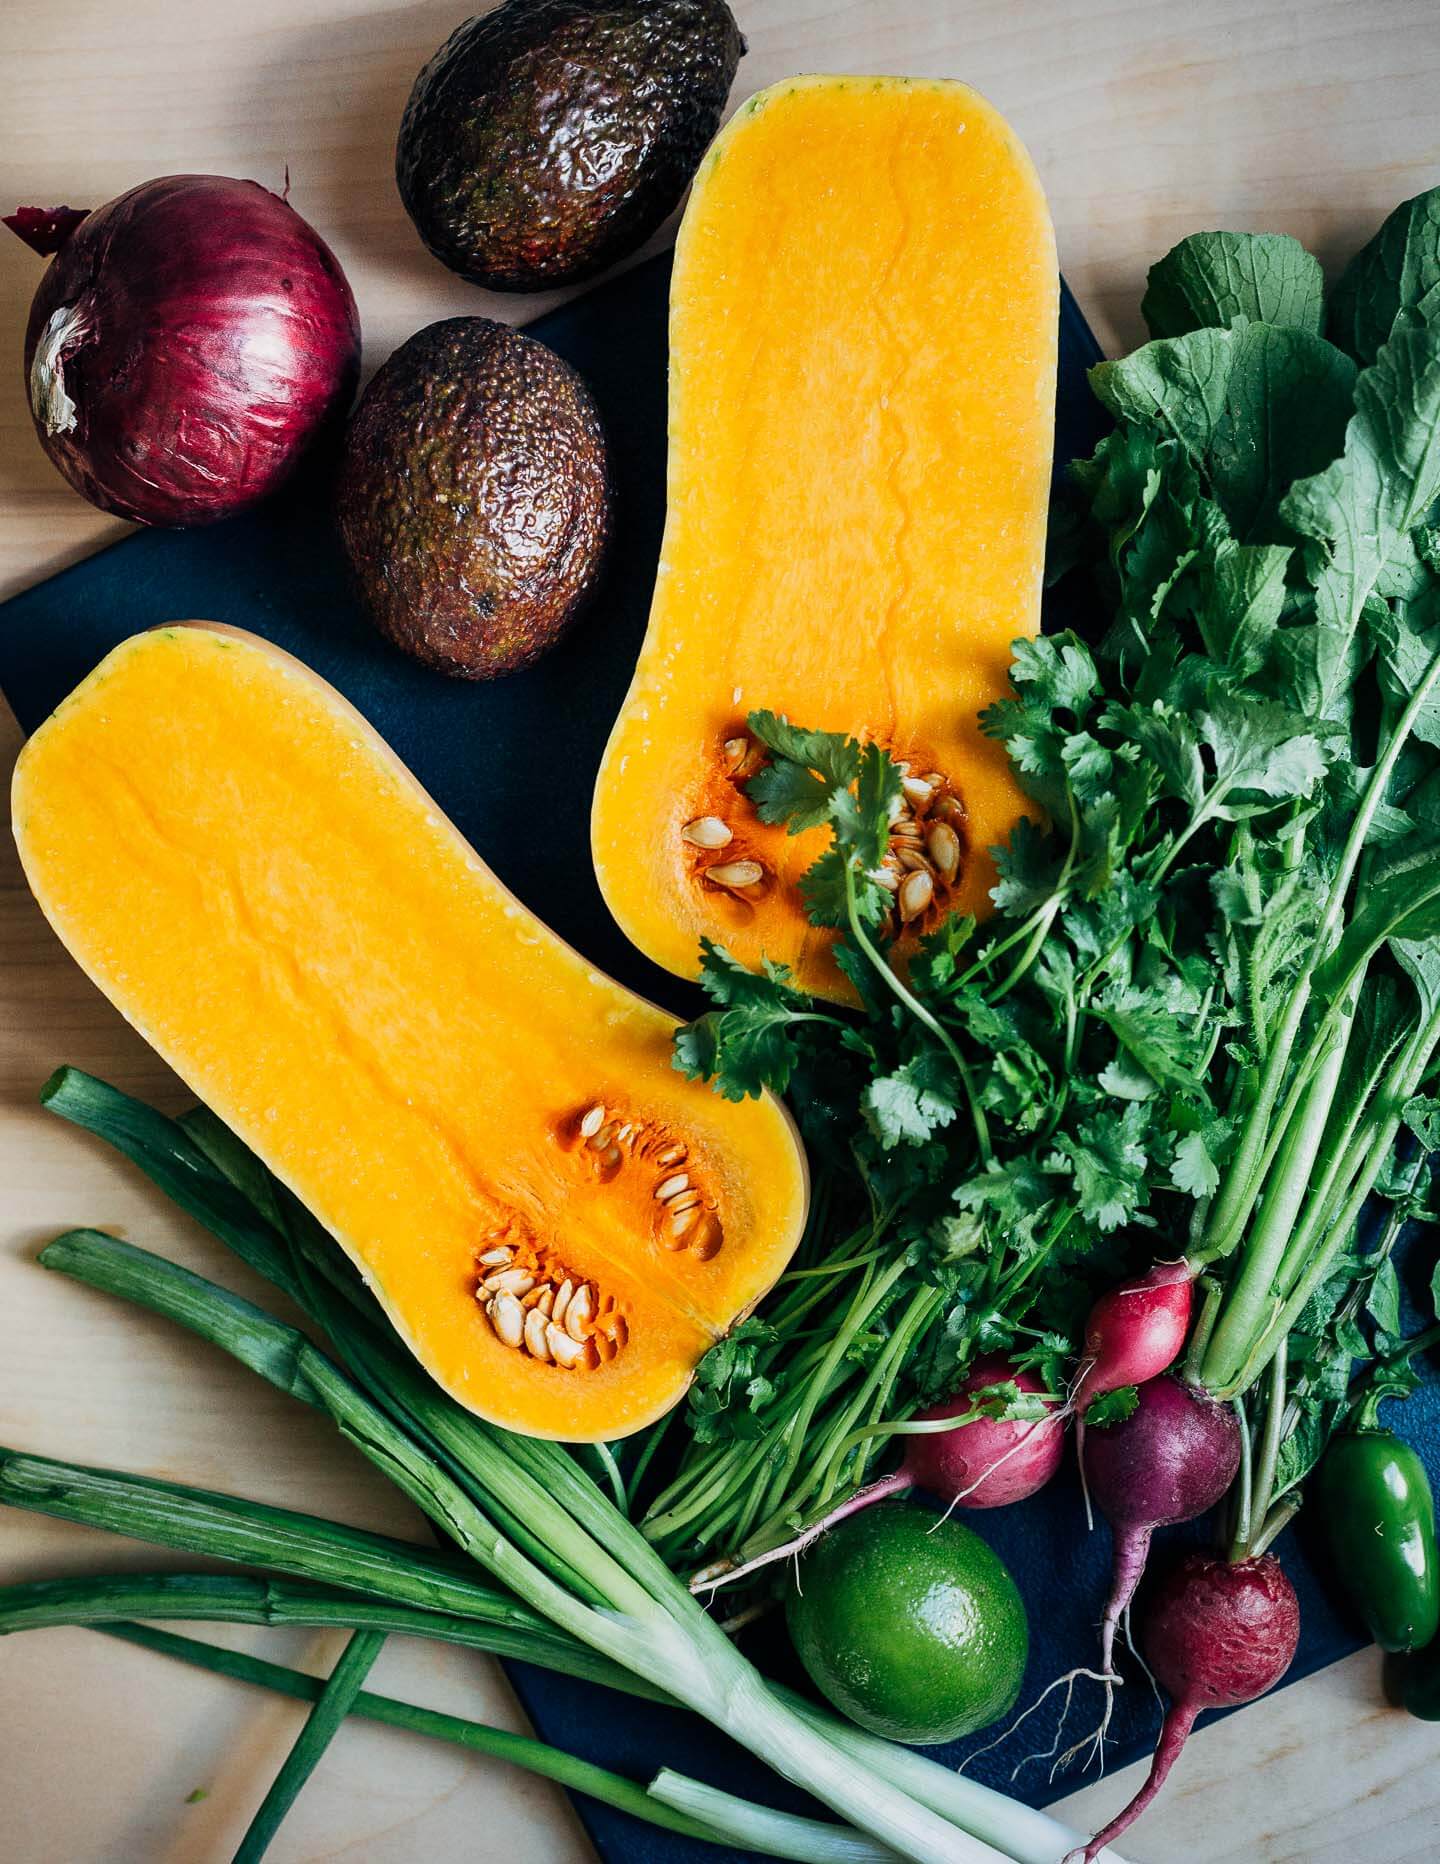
left=13, top=175, right=361, bottom=526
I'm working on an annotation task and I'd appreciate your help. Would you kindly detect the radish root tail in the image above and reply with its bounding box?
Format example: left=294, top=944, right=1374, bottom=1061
left=1062, top=1701, right=1200, bottom=1864
left=1100, top=1522, right=1154, bottom=1677
left=688, top=1470, right=912, bottom=1595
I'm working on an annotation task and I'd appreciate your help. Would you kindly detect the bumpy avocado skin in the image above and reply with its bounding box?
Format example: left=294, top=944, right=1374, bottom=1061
left=335, top=318, right=611, bottom=679
left=396, top=0, right=745, bottom=291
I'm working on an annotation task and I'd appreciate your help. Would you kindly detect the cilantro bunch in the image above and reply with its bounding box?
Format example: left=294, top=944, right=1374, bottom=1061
left=643, top=190, right=1440, bottom=1578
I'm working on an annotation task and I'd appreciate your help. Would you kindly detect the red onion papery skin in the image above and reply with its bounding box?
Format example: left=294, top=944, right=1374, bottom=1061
left=20, top=176, right=361, bottom=526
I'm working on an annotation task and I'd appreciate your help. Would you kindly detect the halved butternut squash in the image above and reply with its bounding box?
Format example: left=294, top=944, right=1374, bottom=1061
left=592, top=74, right=1058, bottom=1000
left=12, top=626, right=807, bottom=1440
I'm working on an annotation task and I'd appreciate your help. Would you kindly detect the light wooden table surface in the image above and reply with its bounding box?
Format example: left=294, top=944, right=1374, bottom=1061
left=4, top=2, right=1440, bottom=1859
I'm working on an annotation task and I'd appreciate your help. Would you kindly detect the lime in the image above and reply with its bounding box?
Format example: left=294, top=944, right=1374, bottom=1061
left=785, top=1501, right=1028, bottom=1744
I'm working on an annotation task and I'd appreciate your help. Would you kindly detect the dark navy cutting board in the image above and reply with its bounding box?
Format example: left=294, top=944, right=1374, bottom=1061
left=4, top=251, right=1437, bottom=1862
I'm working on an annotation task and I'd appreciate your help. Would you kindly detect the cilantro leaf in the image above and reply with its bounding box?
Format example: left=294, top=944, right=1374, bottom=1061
left=862, top=1053, right=960, bottom=1148
left=1084, top=1384, right=1140, bottom=1427
left=673, top=941, right=816, bottom=1099
left=746, top=712, right=858, bottom=787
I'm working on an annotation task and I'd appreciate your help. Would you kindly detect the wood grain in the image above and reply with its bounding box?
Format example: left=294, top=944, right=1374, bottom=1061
left=3, top=1, right=1440, bottom=1859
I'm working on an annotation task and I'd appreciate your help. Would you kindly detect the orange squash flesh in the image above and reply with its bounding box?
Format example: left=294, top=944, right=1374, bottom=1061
left=592, top=74, right=1058, bottom=1000
left=12, top=626, right=808, bottom=1441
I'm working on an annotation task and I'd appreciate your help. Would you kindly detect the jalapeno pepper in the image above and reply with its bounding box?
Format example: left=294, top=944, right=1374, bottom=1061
left=1400, top=1641, right=1440, bottom=1719
left=1317, top=1423, right=1439, bottom=1654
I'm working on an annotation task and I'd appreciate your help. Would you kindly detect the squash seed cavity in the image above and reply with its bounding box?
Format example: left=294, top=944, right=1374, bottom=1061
left=693, top=730, right=969, bottom=936
left=558, top=1102, right=727, bottom=1263
left=475, top=1229, right=629, bottom=1371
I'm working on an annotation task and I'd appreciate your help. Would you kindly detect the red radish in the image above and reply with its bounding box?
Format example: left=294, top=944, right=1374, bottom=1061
left=1066, top=1551, right=1300, bottom=1863
left=12, top=176, right=360, bottom=526
left=1072, top=1258, right=1195, bottom=1416
left=903, top=1353, right=1067, bottom=1509
left=692, top=1356, right=1065, bottom=1594
left=1082, top=1373, right=1241, bottom=1675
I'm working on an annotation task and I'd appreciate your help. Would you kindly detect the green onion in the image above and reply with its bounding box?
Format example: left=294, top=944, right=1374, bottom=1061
left=95, top=1625, right=745, bottom=1855
left=233, top=1628, right=385, bottom=1862
left=0, top=1571, right=653, bottom=1696
left=33, top=1085, right=1025, bottom=1863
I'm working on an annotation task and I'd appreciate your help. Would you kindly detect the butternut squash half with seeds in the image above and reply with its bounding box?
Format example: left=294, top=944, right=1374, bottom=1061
left=592, top=73, right=1058, bottom=1000
left=13, top=626, right=807, bottom=1440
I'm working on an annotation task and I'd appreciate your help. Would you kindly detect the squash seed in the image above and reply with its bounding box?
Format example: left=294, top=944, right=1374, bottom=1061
left=899, top=870, right=934, bottom=922
left=485, top=1267, right=536, bottom=1298
left=667, top=1188, right=702, bottom=1215
left=690, top=1213, right=723, bottom=1260
left=933, top=793, right=966, bottom=827
left=722, top=734, right=764, bottom=780
left=655, top=1172, right=690, bottom=1201
left=478, top=1245, right=514, bottom=1268
left=926, top=821, right=961, bottom=884
left=564, top=1283, right=594, bottom=1341
left=683, top=816, right=733, bottom=849
left=551, top=1278, right=576, bottom=1328
left=869, top=864, right=900, bottom=892
left=901, top=775, right=934, bottom=807
left=488, top=1291, right=525, bottom=1348
left=896, top=847, right=932, bottom=874
left=524, top=1305, right=553, bottom=1361
left=547, top=1326, right=586, bottom=1369
left=655, top=1142, right=687, bottom=1167
left=706, top=860, right=764, bottom=891
left=579, top=1104, right=606, bottom=1139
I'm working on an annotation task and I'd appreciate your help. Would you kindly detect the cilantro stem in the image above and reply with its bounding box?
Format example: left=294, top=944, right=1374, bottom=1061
left=842, top=865, right=993, bottom=1167
left=752, top=1254, right=912, bottom=1530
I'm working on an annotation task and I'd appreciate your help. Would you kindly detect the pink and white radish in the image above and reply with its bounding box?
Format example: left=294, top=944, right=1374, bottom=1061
left=692, top=1354, right=1064, bottom=1593
left=1066, top=1550, right=1300, bottom=1863
left=1082, top=1373, right=1242, bottom=1675
left=1071, top=1259, right=1195, bottom=1418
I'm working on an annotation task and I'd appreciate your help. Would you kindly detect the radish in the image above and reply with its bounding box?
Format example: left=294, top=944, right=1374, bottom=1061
left=1066, top=1550, right=1300, bottom=1863
left=1071, top=1259, right=1195, bottom=1417
left=903, top=1353, right=1067, bottom=1510
left=1082, top=1373, right=1241, bottom=1675
left=693, top=1355, right=1064, bottom=1594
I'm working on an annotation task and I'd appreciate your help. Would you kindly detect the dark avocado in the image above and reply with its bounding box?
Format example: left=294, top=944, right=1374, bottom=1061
left=335, top=317, right=610, bottom=679
left=396, top=0, right=744, bottom=291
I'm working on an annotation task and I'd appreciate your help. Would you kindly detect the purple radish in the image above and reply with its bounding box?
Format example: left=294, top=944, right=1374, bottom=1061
left=692, top=1355, right=1064, bottom=1593
left=1067, top=1551, right=1300, bottom=1863
left=1083, top=1373, right=1241, bottom=1676
left=1072, top=1259, right=1195, bottom=1415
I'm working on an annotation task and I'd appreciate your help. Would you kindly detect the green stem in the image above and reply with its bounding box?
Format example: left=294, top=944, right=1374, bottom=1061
left=233, top=1628, right=385, bottom=1863
left=1227, top=1402, right=1254, bottom=1560
left=1234, top=999, right=1440, bottom=1397
left=843, top=865, right=993, bottom=1167
left=1201, top=647, right=1440, bottom=1261
left=1200, top=1029, right=1348, bottom=1389
left=0, top=1572, right=662, bottom=1700
left=1243, top=1341, right=1288, bottom=1559
left=1182, top=1276, right=1224, bottom=1386
left=753, top=1254, right=911, bottom=1528
left=97, top=1625, right=746, bottom=1855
